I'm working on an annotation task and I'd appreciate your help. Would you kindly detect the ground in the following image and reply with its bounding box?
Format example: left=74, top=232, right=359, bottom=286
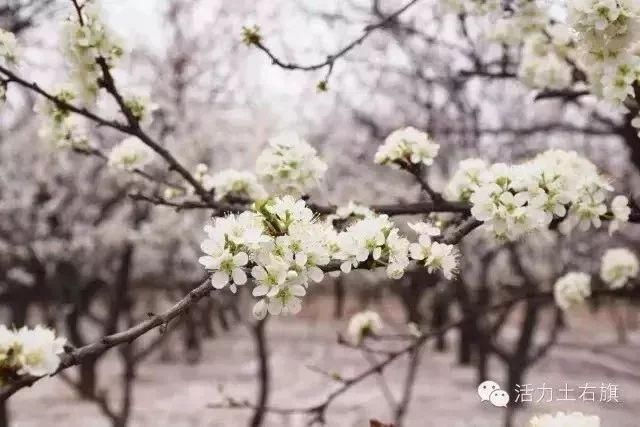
left=9, top=302, right=640, bottom=427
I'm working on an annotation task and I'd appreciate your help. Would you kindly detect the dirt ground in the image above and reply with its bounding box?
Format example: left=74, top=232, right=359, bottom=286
left=9, top=304, right=640, bottom=427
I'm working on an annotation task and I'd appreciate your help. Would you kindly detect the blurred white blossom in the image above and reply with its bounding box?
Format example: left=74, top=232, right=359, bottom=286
left=608, top=195, right=630, bottom=234
left=0, top=29, right=18, bottom=65
left=553, top=272, right=591, bottom=310
left=107, top=136, right=153, bottom=171
left=256, top=132, right=327, bottom=196
left=375, top=127, right=439, bottom=168
left=0, top=325, right=66, bottom=380
left=600, top=247, right=639, bottom=289
left=205, top=169, right=267, bottom=202
left=62, top=1, right=123, bottom=103
left=347, top=310, right=383, bottom=344
left=528, top=412, right=600, bottom=427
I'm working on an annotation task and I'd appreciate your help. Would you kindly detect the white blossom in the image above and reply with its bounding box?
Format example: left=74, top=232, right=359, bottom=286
left=255, top=132, right=327, bottom=196
left=347, top=310, right=383, bottom=344
left=374, top=127, right=439, bottom=168
left=335, top=214, right=405, bottom=277
left=456, top=149, right=614, bottom=240
left=600, top=247, right=639, bottom=289
left=201, top=250, right=248, bottom=293
left=518, top=34, right=573, bottom=91
left=35, top=90, right=89, bottom=150
left=334, top=201, right=375, bottom=220
left=205, top=169, right=267, bottom=201
left=107, top=136, right=153, bottom=171
left=14, top=326, right=66, bottom=377
left=608, top=195, right=631, bottom=234
left=61, top=2, right=123, bottom=103
left=0, top=325, right=17, bottom=367
left=567, top=0, right=640, bottom=104
left=444, top=158, right=488, bottom=202
left=442, top=0, right=500, bottom=15
left=528, top=412, right=600, bottom=427
left=409, top=234, right=458, bottom=279
left=553, top=272, right=591, bottom=310
left=0, top=29, right=18, bottom=65
left=408, top=221, right=441, bottom=237
left=200, top=197, right=334, bottom=318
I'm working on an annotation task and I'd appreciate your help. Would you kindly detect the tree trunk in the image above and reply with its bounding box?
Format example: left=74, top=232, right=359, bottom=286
left=333, top=277, right=345, bottom=319
left=394, top=346, right=421, bottom=427
left=77, top=359, right=98, bottom=399
left=475, top=285, right=491, bottom=384
left=452, top=280, right=474, bottom=365
left=432, top=289, right=449, bottom=352
left=508, top=299, right=538, bottom=408
left=621, top=110, right=640, bottom=173
left=0, top=400, right=10, bottom=427
left=249, top=318, right=270, bottom=427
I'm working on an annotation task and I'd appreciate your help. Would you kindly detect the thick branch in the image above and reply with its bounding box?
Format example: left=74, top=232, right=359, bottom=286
left=0, top=278, right=213, bottom=401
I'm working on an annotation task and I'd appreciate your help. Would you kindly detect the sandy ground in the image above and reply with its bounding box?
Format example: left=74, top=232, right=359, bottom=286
left=9, top=308, right=640, bottom=427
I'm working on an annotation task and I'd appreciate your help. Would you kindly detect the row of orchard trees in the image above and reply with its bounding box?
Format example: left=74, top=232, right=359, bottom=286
left=1, top=1, right=640, bottom=427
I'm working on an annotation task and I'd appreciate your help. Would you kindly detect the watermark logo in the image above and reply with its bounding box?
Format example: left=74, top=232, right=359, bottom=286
left=477, top=380, right=510, bottom=408
left=513, top=383, right=621, bottom=403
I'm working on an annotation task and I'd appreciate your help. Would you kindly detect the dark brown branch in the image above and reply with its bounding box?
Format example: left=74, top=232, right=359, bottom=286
left=250, top=0, right=423, bottom=82
left=207, top=288, right=637, bottom=421
left=0, top=279, right=214, bottom=401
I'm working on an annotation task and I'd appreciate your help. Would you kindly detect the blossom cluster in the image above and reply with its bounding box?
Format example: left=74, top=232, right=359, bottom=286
left=255, top=132, right=328, bottom=196
left=553, top=271, right=592, bottom=310
left=567, top=0, right=640, bottom=105
left=608, top=195, right=631, bottom=234
left=528, top=412, right=600, bottom=427
left=347, top=310, right=383, bottom=344
left=488, top=2, right=548, bottom=45
left=335, top=213, right=410, bottom=279
left=554, top=247, right=639, bottom=310
left=444, top=158, right=488, bottom=202
left=332, top=201, right=375, bottom=221
left=408, top=221, right=458, bottom=279
left=600, top=247, right=639, bottom=289
left=36, top=89, right=89, bottom=150
left=445, top=149, right=624, bottom=240
left=199, top=197, right=459, bottom=319
left=442, top=0, right=500, bottom=15
left=0, top=28, right=18, bottom=65
left=107, top=136, right=153, bottom=171
left=0, top=325, right=66, bottom=382
left=203, top=169, right=267, bottom=201
left=374, top=127, right=440, bottom=168
left=62, top=1, right=123, bottom=103
left=471, top=0, right=640, bottom=106
left=199, top=196, right=334, bottom=319
left=517, top=30, right=574, bottom=91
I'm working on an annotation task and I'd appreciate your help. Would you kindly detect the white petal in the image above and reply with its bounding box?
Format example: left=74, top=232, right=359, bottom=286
left=340, top=262, right=352, bottom=273
left=251, top=266, right=267, bottom=281
left=268, top=299, right=283, bottom=315
left=232, top=268, right=247, bottom=285
left=252, top=300, right=268, bottom=320
left=198, top=256, right=216, bottom=269
left=211, top=271, right=229, bottom=289
left=290, top=285, right=306, bottom=297
left=288, top=298, right=302, bottom=315
left=253, top=284, right=270, bottom=297
left=308, top=266, right=324, bottom=283
left=296, top=253, right=307, bottom=267
left=234, top=252, right=249, bottom=266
